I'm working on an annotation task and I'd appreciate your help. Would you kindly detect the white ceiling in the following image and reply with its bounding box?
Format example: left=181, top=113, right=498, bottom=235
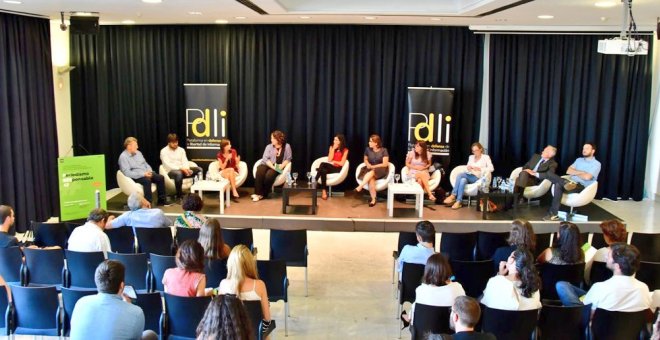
left=0, top=0, right=658, bottom=31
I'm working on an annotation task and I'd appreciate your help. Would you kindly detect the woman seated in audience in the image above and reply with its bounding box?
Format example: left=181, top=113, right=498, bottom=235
left=174, top=193, right=206, bottom=229
left=481, top=247, right=541, bottom=310
left=253, top=130, right=292, bottom=202
left=405, top=140, right=436, bottom=201
left=196, top=294, right=254, bottom=340
left=163, top=240, right=207, bottom=297
left=537, top=221, right=584, bottom=265
left=584, top=219, right=627, bottom=284
left=198, top=218, right=231, bottom=261
left=215, top=138, right=241, bottom=199
left=355, top=134, right=390, bottom=207
left=400, top=253, right=465, bottom=328
left=443, top=142, right=494, bottom=209
left=218, top=245, right=272, bottom=332
left=315, top=134, right=349, bottom=200
left=492, top=219, right=536, bottom=272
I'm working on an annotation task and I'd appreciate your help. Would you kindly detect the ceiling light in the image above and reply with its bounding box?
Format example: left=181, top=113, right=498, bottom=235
left=364, top=16, right=376, bottom=20
left=73, top=12, right=94, bottom=16
left=3, top=0, right=22, bottom=4
left=235, top=16, right=247, bottom=19
left=537, top=15, right=554, bottom=19
left=300, top=16, right=311, bottom=19
left=142, top=0, right=162, bottom=3
left=122, top=20, right=135, bottom=24
left=215, top=19, right=228, bottom=24
left=188, top=11, right=202, bottom=15
left=430, top=18, right=442, bottom=21
left=594, top=1, right=616, bottom=8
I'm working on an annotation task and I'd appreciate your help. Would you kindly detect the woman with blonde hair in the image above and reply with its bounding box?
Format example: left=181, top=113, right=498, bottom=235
left=444, top=142, right=494, bottom=209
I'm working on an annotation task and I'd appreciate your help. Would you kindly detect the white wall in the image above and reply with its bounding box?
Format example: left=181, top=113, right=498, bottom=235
left=49, top=20, right=73, bottom=157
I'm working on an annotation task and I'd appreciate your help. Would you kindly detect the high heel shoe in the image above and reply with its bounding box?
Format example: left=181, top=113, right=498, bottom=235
left=369, top=200, right=376, bottom=207
left=400, top=311, right=410, bottom=329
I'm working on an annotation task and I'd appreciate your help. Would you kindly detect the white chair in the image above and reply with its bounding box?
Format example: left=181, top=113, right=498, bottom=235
left=252, top=159, right=292, bottom=190
left=207, top=161, right=249, bottom=188
left=449, top=165, right=491, bottom=206
left=116, top=170, right=156, bottom=197
left=509, top=166, right=552, bottom=204
left=158, top=161, right=199, bottom=195
left=552, top=180, right=599, bottom=219
left=400, top=166, right=441, bottom=192
left=354, top=163, right=396, bottom=192
left=310, top=157, right=350, bottom=196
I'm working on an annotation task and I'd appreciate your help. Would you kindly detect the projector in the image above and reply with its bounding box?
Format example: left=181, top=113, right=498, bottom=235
left=597, top=37, right=648, bottom=56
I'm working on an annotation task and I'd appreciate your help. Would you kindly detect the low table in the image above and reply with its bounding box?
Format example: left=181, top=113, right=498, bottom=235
left=282, top=181, right=318, bottom=214
left=190, top=179, right=230, bottom=214
left=387, top=183, right=424, bottom=218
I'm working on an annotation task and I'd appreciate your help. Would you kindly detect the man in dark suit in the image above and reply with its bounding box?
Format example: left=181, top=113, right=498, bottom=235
left=514, top=145, right=558, bottom=198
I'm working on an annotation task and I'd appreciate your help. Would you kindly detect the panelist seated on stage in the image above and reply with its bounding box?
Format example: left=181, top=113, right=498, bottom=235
left=119, top=136, right=168, bottom=206
left=542, top=143, right=601, bottom=221
left=253, top=130, right=292, bottom=202
left=215, top=138, right=242, bottom=199
left=405, top=140, right=435, bottom=202
left=513, top=145, right=558, bottom=199
left=160, top=133, right=202, bottom=200
left=444, top=142, right=494, bottom=210
left=68, top=208, right=115, bottom=255
left=355, top=133, right=390, bottom=207
left=398, top=220, right=436, bottom=274
left=107, top=193, right=172, bottom=229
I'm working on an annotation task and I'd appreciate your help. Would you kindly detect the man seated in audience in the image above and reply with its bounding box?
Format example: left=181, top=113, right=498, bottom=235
left=119, top=136, right=169, bottom=206
left=398, top=220, right=436, bottom=273
left=543, top=142, right=601, bottom=221
left=514, top=145, right=558, bottom=201
left=428, top=296, right=495, bottom=340
left=555, top=243, right=651, bottom=317
left=0, top=205, right=18, bottom=248
left=68, top=208, right=114, bottom=255
left=160, top=133, right=202, bottom=201
left=70, top=260, right=157, bottom=340
left=107, top=192, right=172, bottom=229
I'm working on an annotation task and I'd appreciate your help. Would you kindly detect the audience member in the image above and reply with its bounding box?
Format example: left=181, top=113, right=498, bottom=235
left=160, top=133, right=202, bottom=200
left=315, top=134, right=349, bottom=200
left=198, top=218, right=231, bottom=261
left=196, top=294, right=254, bottom=340
left=67, top=208, right=114, bottom=255
left=537, top=222, right=584, bottom=265
left=491, top=219, right=536, bottom=272
left=118, top=136, right=168, bottom=206
left=163, top=240, right=207, bottom=297
left=355, top=134, right=390, bottom=207
left=513, top=145, right=558, bottom=200
left=427, top=296, right=496, bottom=340
left=253, top=130, right=292, bottom=202
left=398, top=221, right=436, bottom=273
left=70, top=260, right=157, bottom=340
left=584, top=219, right=627, bottom=284
left=405, top=140, right=435, bottom=201
left=444, top=142, right=494, bottom=209
left=108, top=192, right=172, bottom=229
left=0, top=274, right=11, bottom=303
left=0, top=205, right=18, bottom=247
left=174, top=193, right=207, bottom=229
left=481, top=247, right=541, bottom=311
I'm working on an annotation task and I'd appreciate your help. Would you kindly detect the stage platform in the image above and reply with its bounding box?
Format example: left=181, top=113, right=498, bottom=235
left=107, top=187, right=623, bottom=234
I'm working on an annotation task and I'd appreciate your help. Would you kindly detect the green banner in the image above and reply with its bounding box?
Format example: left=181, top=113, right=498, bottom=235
left=58, top=155, right=106, bottom=221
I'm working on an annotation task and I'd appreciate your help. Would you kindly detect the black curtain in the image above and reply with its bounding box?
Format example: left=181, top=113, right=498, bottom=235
left=0, top=13, right=59, bottom=232
left=70, top=25, right=483, bottom=188
left=488, top=34, right=652, bottom=200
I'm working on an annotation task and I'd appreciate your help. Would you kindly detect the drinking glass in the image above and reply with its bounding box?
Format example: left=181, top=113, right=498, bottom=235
left=306, top=172, right=312, bottom=184
left=292, top=172, right=298, bottom=185
left=394, top=174, right=401, bottom=183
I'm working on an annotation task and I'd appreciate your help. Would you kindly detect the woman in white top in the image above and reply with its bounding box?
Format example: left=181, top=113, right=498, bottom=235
left=218, top=245, right=272, bottom=329
left=401, top=253, right=466, bottom=327
left=405, top=140, right=436, bottom=201
left=444, top=142, right=494, bottom=209
left=481, top=247, right=541, bottom=311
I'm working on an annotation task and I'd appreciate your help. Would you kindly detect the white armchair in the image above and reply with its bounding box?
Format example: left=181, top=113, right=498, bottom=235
left=310, top=157, right=350, bottom=196
left=354, top=163, right=395, bottom=192
left=509, top=167, right=552, bottom=204
left=207, top=161, right=249, bottom=188
left=116, top=170, right=155, bottom=197
left=252, top=159, right=291, bottom=189
left=400, top=166, right=441, bottom=192
left=158, top=161, right=199, bottom=195
left=449, top=165, right=491, bottom=205
left=552, top=180, right=599, bottom=219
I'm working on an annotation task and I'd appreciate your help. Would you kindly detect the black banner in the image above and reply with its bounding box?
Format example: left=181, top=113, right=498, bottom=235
left=407, top=87, right=455, bottom=156
left=184, top=84, right=228, bottom=169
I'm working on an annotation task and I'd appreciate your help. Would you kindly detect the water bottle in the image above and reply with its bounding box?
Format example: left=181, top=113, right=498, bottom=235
left=481, top=175, right=489, bottom=193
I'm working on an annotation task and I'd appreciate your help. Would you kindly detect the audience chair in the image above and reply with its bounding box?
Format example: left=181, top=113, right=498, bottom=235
left=117, top=170, right=156, bottom=197
left=392, top=231, right=418, bottom=284
left=591, top=308, right=647, bottom=340
left=354, top=163, right=395, bottom=193
left=107, top=252, right=150, bottom=291
left=252, top=159, right=291, bottom=191
left=64, top=250, right=105, bottom=289
left=401, top=166, right=442, bottom=193
left=450, top=259, right=493, bottom=298
left=551, top=181, right=598, bottom=220
left=159, top=161, right=199, bottom=195
left=0, top=247, right=24, bottom=285
left=636, top=261, right=660, bottom=291
left=538, top=303, right=590, bottom=340
left=257, top=259, right=289, bottom=336
left=0, top=285, right=8, bottom=335
left=538, top=262, right=585, bottom=300
left=204, top=259, right=228, bottom=289
left=105, top=227, right=137, bottom=253
left=440, top=232, right=478, bottom=261
left=475, top=231, right=510, bottom=261
left=481, top=305, right=539, bottom=340
left=398, top=263, right=425, bottom=338
left=269, top=229, right=308, bottom=296
left=449, top=165, right=491, bottom=206
left=8, top=285, right=61, bottom=336
left=160, top=293, right=211, bottom=339
left=207, top=160, right=249, bottom=188
left=244, top=299, right=276, bottom=340
left=149, top=253, right=176, bottom=292
left=588, top=261, right=613, bottom=287
left=22, top=248, right=65, bottom=289
left=134, top=227, right=175, bottom=257
left=61, top=287, right=97, bottom=336
left=590, top=233, right=607, bottom=249
left=630, top=232, right=660, bottom=262
left=311, top=157, right=351, bottom=196
left=175, top=227, right=200, bottom=246
left=410, top=304, right=452, bottom=340
left=534, top=233, right=553, bottom=259
left=135, top=291, right=163, bottom=334
left=31, top=221, right=70, bottom=249
left=509, top=167, right=552, bottom=204
left=222, top=228, right=257, bottom=255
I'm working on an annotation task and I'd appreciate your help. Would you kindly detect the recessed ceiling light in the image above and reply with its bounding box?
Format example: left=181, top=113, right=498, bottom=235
left=235, top=16, right=247, bottom=19
left=537, top=15, right=554, bottom=19
left=188, top=11, right=202, bottom=15
left=122, top=20, right=135, bottom=24
left=3, top=0, right=22, bottom=4
left=215, top=19, right=228, bottom=24
left=594, top=1, right=616, bottom=8
left=364, top=16, right=376, bottom=20
left=142, top=0, right=162, bottom=3
left=300, top=16, right=311, bottom=19
left=430, top=18, right=442, bottom=21
left=73, top=12, right=94, bottom=16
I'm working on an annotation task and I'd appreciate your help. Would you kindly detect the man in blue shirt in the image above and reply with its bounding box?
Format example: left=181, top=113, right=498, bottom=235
left=543, top=143, right=601, bottom=221
left=119, top=137, right=168, bottom=206
left=398, top=220, right=436, bottom=273
left=70, top=260, right=157, bottom=340
left=0, top=205, right=18, bottom=248
left=108, top=193, right=172, bottom=229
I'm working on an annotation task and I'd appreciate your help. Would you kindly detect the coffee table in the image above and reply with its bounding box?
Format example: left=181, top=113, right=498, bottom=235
left=282, top=181, right=318, bottom=214
left=387, top=183, right=424, bottom=218
left=190, top=179, right=230, bottom=214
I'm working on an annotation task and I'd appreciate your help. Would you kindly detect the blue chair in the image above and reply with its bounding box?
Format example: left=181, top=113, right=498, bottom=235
left=410, top=304, right=452, bottom=340
left=204, top=259, right=227, bottom=288
left=481, top=305, right=539, bottom=340
left=257, top=259, right=289, bottom=336
left=105, top=227, right=136, bottom=253
left=392, top=231, right=418, bottom=284
left=440, top=231, right=477, bottom=261
left=160, top=293, right=211, bottom=339
left=0, top=285, right=9, bottom=335
left=269, top=229, right=308, bottom=296
left=398, top=262, right=425, bottom=338
left=64, top=250, right=105, bottom=289
left=475, top=231, right=509, bottom=260
left=32, top=222, right=69, bottom=248
left=107, top=252, right=150, bottom=291
left=175, top=227, right=200, bottom=246
left=136, top=292, right=163, bottom=333
left=244, top=299, right=275, bottom=340
left=150, top=253, right=176, bottom=292
left=22, top=248, right=65, bottom=289
left=591, top=308, right=648, bottom=340
left=0, top=247, right=24, bottom=285
left=135, top=227, right=174, bottom=256
left=8, top=284, right=62, bottom=336
left=223, top=228, right=257, bottom=254
left=61, top=287, right=97, bottom=336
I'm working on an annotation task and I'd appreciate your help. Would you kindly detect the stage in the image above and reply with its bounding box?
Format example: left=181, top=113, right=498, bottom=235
left=106, top=187, right=623, bottom=234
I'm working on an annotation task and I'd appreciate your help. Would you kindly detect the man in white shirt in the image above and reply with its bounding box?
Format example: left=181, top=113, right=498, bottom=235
left=107, top=193, right=172, bottom=229
left=160, top=133, right=202, bottom=200
left=67, top=208, right=114, bottom=256
left=556, top=243, right=651, bottom=316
